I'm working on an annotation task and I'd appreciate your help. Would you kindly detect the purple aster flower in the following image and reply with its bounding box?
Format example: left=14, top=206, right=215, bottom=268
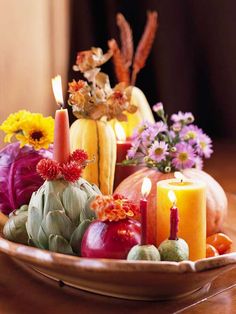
left=180, top=125, right=203, bottom=144
left=196, top=133, right=213, bottom=158
left=171, top=111, right=194, bottom=124
left=141, top=127, right=157, bottom=147
left=194, top=156, right=203, bottom=170
left=172, top=142, right=196, bottom=170
left=153, top=102, right=163, bottom=113
left=172, top=122, right=182, bottom=132
left=148, top=141, right=169, bottom=162
left=127, top=139, right=141, bottom=159
left=153, top=121, right=168, bottom=134
left=131, top=120, right=153, bottom=140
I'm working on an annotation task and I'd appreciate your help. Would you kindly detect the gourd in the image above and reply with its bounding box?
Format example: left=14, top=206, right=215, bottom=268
left=109, top=86, right=155, bottom=138
left=70, top=119, right=116, bottom=195
left=115, top=168, right=228, bottom=239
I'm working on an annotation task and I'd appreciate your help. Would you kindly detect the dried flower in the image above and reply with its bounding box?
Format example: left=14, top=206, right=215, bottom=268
left=37, top=149, right=88, bottom=183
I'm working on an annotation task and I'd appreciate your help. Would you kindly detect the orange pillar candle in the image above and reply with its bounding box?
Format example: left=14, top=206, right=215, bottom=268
left=52, top=75, right=70, bottom=164
left=157, top=175, right=206, bottom=261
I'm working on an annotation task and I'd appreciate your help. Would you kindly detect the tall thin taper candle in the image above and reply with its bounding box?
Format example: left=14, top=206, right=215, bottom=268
left=52, top=75, right=70, bottom=164
left=140, top=177, right=152, bottom=245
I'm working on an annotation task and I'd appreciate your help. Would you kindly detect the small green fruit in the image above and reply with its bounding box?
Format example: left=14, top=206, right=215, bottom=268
left=127, top=244, right=161, bottom=261
left=158, top=238, right=189, bottom=262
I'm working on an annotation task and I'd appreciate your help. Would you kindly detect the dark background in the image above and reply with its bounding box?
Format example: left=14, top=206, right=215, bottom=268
left=68, top=0, right=236, bottom=140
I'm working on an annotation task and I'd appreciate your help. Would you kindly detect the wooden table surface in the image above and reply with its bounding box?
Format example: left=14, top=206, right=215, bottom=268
left=0, top=142, right=235, bottom=314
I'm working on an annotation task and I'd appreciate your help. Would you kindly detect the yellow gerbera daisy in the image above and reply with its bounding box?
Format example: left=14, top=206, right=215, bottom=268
left=0, top=110, right=31, bottom=142
left=16, top=113, right=54, bottom=150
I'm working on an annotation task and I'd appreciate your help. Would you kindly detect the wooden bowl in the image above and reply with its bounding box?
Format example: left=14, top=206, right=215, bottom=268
left=0, top=194, right=235, bottom=301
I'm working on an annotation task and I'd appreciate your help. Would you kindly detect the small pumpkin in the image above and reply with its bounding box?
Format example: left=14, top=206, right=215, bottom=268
left=70, top=119, right=116, bottom=195
left=109, top=86, right=155, bottom=138
left=115, top=168, right=228, bottom=243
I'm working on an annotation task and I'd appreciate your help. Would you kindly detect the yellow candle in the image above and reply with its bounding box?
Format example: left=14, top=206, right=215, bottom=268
left=157, top=178, right=206, bottom=261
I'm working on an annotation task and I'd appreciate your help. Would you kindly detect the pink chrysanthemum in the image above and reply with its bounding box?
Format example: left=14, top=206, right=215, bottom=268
left=172, top=142, right=196, bottom=170
left=141, top=127, right=157, bottom=146
left=153, top=102, right=163, bottom=113
left=196, top=133, right=213, bottom=158
left=149, top=141, right=169, bottom=162
left=180, top=125, right=203, bottom=143
left=171, top=111, right=194, bottom=124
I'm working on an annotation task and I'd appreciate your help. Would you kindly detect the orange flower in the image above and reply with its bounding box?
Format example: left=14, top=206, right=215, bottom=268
left=91, top=194, right=139, bottom=222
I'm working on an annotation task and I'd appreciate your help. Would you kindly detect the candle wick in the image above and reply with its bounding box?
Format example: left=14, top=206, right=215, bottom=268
left=58, top=102, right=65, bottom=109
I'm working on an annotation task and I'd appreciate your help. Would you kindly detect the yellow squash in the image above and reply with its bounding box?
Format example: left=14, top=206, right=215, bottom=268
left=110, top=86, right=155, bottom=138
left=70, top=119, right=116, bottom=195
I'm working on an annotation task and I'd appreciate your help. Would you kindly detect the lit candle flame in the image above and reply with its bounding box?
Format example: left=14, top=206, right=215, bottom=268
left=52, top=75, right=64, bottom=107
left=141, top=177, right=152, bottom=198
left=174, top=171, right=185, bottom=182
left=115, top=122, right=126, bottom=141
left=168, top=190, right=177, bottom=206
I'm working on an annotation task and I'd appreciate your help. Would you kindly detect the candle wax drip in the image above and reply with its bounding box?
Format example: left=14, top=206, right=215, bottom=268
left=169, top=206, right=179, bottom=240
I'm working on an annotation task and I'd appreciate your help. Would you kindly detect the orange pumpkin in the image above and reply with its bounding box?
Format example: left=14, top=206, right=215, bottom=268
left=114, top=168, right=228, bottom=244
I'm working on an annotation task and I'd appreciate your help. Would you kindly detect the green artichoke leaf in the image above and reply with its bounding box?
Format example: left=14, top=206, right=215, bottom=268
left=77, top=179, right=101, bottom=198
left=3, top=208, right=28, bottom=245
left=91, top=184, right=102, bottom=195
left=80, top=196, right=97, bottom=222
left=49, top=234, right=73, bottom=255
left=70, top=219, right=91, bottom=255
left=61, top=185, right=87, bottom=225
left=37, top=225, right=49, bottom=249
left=42, top=210, right=75, bottom=241
left=26, top=205, right=44, bottom=247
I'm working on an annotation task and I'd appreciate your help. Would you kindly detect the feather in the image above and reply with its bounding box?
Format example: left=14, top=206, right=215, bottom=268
left=131, top=11, right=159, bottom=85
left=116, top=13, right=134, bottom=68
left=108, top=39, right=130, bottom=85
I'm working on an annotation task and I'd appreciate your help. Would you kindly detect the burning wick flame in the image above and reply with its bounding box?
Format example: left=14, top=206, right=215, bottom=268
left=115, top=122, right=126, bottom=141
left=168, top=190, right=177, bottom=206
left=52, top=75, right=64, bottom=108
left=174, top=171, right=185, bottom=183
left=141, top=177, right=152, bottom=199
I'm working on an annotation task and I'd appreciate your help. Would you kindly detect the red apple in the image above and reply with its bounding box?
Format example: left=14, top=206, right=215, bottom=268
left=81, top=218, right=141, bottom=259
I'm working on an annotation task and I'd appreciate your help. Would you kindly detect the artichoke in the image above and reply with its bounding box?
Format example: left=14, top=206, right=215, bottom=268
left=26, top=178, right=101, bottom=255
left=3, top=205, right=29, bottom=244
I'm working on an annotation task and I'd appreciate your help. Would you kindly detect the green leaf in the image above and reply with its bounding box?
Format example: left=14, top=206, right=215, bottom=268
left=43, top=210, right=74, bottom=241
left=62, top=185, right=87, bottom=225
left=70, top=219, right=91, bottom=255
left=49, top=235, right=73, bottom=255
left=26, top=205, right=43, bottom=247
left=80, top=196, right=96, bottom=221
left=37, top=225, right=48, bottom=249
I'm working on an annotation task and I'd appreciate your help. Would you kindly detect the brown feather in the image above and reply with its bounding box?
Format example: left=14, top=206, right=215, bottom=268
left=131, top=11, right=159, bottom=85
left=116, top=13, right=134, bottom=68
left=108, top=39, right=130, bottom=85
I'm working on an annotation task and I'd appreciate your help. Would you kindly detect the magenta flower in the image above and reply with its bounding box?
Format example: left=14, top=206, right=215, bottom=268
left=149, top=141, right=168, bottom=162
left=180, top=125, right=203, bottom=143
left=196, top=133, right=213, bottom=158
left=171, top=111, right=194, bottom=124
left=172, top=142, right=196, bottom=169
